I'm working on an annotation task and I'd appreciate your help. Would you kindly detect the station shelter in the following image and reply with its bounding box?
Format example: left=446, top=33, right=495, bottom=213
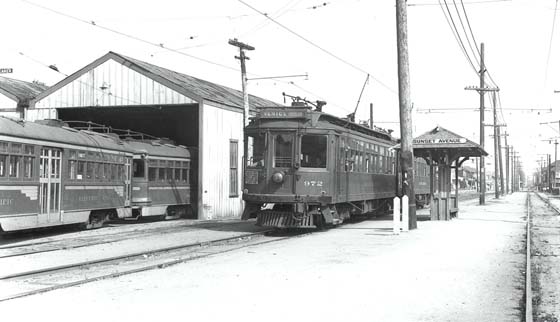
left=412, top=126, right=487, bottom=220
left=0, top=76, right=47, bottom=119
left=26, top=51, right=282, bottom=220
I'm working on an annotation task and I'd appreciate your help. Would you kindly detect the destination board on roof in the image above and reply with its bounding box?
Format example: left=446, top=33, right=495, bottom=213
left=413, top=138, right=467, bottom=144
left=260, top=110, right=307, bottom=118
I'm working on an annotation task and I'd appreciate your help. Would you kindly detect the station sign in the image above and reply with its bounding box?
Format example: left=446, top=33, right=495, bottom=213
left=413, top=138, right=467, bottom=144
left=0, top=68, right=13, bottom=74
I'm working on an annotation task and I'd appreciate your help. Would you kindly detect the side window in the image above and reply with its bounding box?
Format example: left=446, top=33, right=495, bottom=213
left=0, top=155, right=6, bottom=177
left=300, top=135, right=327, bottom=169
left=148, top=160, right=158, bottom=182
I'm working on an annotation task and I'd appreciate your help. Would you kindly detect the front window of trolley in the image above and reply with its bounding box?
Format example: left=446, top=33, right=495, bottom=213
left=246, top=132, right=266, bottom=168
left=273, top=133, right=294, bottom=168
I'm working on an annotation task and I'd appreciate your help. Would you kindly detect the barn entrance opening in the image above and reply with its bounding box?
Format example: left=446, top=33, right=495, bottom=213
left=57, top=104, right=199, bottom=219
left=56, top=104, right=199, bottom=147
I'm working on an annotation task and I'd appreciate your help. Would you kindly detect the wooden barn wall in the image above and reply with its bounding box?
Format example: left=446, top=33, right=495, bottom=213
left=200, top=102, right=244, bottom=219
left=33, top=59, right=196, bottom=109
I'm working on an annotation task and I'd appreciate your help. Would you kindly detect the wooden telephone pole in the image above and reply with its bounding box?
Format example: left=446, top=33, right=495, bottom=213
left=228, top=38, right=255, bottom=127
left=465, top=43, right=499, bottom=204
left=396, top=0, right=416, bottom=230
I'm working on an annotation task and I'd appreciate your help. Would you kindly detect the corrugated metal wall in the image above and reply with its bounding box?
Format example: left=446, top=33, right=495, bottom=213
left=34, top=59, right=196, bottom=109
left=201, top=103, right=244, bottom=219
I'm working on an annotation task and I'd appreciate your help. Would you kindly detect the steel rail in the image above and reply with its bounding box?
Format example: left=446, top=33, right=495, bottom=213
left=526, top=192, right=533, bottom=322
left=0, top=229, right=310, bottom=302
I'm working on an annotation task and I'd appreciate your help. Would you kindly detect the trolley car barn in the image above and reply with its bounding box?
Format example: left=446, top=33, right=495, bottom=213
left=0, top=76, right=47, bottom=119
left=27, top=51, right=281, bottom=220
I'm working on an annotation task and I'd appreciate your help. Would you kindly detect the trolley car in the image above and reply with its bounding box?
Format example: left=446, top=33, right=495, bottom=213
left=241, top=101, right=430, bottom=229
left=0, top=117, right=194, bottom=232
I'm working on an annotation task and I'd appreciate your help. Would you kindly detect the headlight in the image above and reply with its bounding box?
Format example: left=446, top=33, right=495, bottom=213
left=271, top=171, right=284, bottom=183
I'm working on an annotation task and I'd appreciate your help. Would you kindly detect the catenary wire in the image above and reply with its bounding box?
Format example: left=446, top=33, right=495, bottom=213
left=237, top=0, right=398, bottom=95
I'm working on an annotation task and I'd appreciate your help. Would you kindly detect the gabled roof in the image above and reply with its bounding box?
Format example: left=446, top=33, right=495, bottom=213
left=411, top=126, right=488, bottom=159
left=0, top=76, right=48, bottom=106
left=32, top=51, right=281, bottom=110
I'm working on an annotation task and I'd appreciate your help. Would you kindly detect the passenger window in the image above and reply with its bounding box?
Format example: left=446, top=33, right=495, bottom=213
left=274, top=134, right=293, bottom=168
left=301, top=135, right=327, bottom=168
left=9, top=156, right=20, bottom=178
left=0, top=155, right=6, bottom=177
left=149, top=167, right=157, bottom=181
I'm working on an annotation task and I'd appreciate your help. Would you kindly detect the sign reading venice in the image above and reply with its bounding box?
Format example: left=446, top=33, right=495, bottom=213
left=413, top=138, right=467, bottom=144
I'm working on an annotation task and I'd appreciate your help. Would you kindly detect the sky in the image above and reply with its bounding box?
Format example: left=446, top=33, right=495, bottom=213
left=1, top=0, right=559, bottom=178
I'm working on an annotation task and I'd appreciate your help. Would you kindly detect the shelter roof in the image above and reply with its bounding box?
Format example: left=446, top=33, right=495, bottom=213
left=0, top=76, right=47, bottom=105
left=411, top=126, right=488, bottom=160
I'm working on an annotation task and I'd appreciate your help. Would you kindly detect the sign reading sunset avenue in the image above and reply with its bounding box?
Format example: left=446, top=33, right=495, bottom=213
left=0, top=68, right=13, bottom=74
left=413, top=138, right=468, bottom=144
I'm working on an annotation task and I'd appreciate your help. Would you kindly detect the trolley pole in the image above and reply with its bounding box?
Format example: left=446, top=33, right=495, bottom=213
left=396, top=0, right=416, bottom=230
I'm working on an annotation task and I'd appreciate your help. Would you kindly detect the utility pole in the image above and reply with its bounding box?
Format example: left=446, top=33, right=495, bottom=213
left=465, top=43, right=499, bottom=204
left=492, top=92, right=499, bottom=199
left=497, top=126, right=504, bottom=196
left=396, top=0, right=416, bottom=230
left=479, top=43, right=486, bottom=204
left=228, top=38, right=255, bottom=128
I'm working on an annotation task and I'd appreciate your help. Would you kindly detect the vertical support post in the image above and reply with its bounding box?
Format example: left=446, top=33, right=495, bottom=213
left=505, top=144, right=510, bottom=194
left=479, top=43, right=486, bottom=205
left=229, top=38, right=255, bottom=195
left=549, top=154, right=552, bottom=192
left=370, top=103, right=374, bottom=129
left=493, top=92, right=499, bottom=199
left=455, top=160, right=459, bottom=215
left=552, top=140, right=558, bottom=192
left=393, top=197, right=401, bottom=235
left=396, top=0, right=416, bottom=229
left=498, top=127, right=504, bottom=195
left=402, top=195, right=409, bottom=232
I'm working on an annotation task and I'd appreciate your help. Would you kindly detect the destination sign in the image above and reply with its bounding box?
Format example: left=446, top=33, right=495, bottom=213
left=413, top=138, right=467, bottom=144
left=0, top=68, right=13, bottom=74
left=260, top=110, right=307, bottom=118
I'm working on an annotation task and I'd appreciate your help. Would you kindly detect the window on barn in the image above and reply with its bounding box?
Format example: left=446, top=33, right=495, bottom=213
left=230, top=140, right=238, bottom=197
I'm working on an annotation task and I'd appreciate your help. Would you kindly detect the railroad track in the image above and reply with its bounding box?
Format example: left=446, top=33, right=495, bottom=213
left=526, top=191, right=560, bottom=322
left=0, top=228, right=309, bottom=302
left=0, top=219, right=261, bottom=258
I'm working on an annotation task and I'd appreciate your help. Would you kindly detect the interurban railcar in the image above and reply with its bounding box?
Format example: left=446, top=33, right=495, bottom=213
left=128, top=139, right=194, bottom=219
left=241, top=103, right=430, bottom=229
left=0, top=117, right=134, bottom=231
left=0, top=117, right=195, bottom=232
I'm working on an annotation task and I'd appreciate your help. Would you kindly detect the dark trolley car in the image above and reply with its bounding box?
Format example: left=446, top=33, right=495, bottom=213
left=241, top=101, right=430, bottom=229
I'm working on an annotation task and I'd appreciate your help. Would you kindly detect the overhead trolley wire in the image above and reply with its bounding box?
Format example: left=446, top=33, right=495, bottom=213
left=544, top=0, right=559, bottom=86
left=237, top=0, right=398, bottom=95
left=19, top=0, right=241, bottom=73
left=452, top=0, right=481, bottom=67
left=439, top=0, right=480, bottom=76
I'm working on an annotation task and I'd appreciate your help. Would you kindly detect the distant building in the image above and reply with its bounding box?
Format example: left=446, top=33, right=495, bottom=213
left=0, top=76, right=47, bottom=118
